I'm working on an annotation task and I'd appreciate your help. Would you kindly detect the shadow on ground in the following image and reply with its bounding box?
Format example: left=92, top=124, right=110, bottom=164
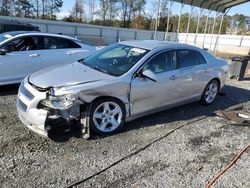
left=0, top=84, right=19, bottom=96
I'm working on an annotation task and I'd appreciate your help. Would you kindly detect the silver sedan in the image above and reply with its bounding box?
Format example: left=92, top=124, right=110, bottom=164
left=16, top=40, right=228, bottom=138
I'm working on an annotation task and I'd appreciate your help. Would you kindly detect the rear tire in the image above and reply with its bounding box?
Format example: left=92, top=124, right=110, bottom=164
left=89, top=98, right=126, bottom=135
left=200, top=80, right=219, bottom=106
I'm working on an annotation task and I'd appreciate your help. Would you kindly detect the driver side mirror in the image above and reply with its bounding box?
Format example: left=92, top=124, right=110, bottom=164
left=141, top=69, right=158, bottom=82
left=0, top=49, right=9, bottom=56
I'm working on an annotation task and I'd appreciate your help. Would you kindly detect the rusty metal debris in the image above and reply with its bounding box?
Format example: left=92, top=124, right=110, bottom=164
left=215, top=108, right=250, bottom=126
left=205, top=143, right=250, bottom=188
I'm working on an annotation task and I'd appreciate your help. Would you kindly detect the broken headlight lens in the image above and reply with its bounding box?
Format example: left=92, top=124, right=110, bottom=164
left=41, top=94, right=76, bottom=110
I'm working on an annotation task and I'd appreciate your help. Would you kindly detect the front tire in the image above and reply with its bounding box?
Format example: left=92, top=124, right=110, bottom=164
left=200, top=80, right=219, bottom=106
left=89, top=98, right=125, bottom=135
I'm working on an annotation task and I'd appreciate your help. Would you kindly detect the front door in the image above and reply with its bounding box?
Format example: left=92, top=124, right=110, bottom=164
left=0, top=36, right=42, bottom=84
left=130, top=50, right=182, bottom=116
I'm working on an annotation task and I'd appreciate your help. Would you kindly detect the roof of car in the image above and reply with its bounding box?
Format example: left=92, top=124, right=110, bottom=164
left=1, top=31, right=80, bottom=42
left=120, top=40, right=201, bottom=51
left=0, top=19, right=37, bottom=27
left=1, top=31, right=36, bottom=36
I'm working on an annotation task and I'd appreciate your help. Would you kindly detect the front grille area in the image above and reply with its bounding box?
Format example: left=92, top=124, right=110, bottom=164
left=17, top=98, right=27, bottom=112
left=20, top=83, right=34, bottom=100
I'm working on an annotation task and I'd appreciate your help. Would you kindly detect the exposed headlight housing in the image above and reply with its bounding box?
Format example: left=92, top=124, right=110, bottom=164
left=41, top=94, right=76, bottom=110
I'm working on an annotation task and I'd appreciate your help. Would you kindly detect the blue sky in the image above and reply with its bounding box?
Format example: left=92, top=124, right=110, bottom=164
left=58, top=1, right=250, bottom=19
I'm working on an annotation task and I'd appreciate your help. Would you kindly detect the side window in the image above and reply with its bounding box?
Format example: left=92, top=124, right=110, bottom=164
left=43, top=37, right=81, bottom=49
left=43, top=37, right=64, bottom=49
left=177, top=50, right=206, bottom=68
left=1, top=37, right=38, bottom=52
left=143, top=50, right=176, bottom=74
left=197, top=52, right=207, bottom=64
left=62, top=39, right=81, bottom=48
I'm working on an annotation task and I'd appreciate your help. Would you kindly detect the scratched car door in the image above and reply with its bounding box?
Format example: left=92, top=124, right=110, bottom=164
left=130, top=50, right=181, bottom=116
left=175, top=49, right=208, bottom=101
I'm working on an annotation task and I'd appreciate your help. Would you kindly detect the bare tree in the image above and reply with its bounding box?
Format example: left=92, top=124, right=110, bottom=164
left=108, top=0, right=118, bottom=20
left=142, top=0, right=157, bottom=30
left=0, top=0, right=11, bottom=16
left=99, top=0, right=109, bottom=21
left=88, top=0, right=95, bottom=21
left=41, top=0, right=46, bottom=19
left=32, top=0, right=39, bottom=18
left=119, top=0, right=146, bottom=28
left=15, top=0, right=34, bottom=17
left=71, top=0, right=84, bottom=22
left=49, top=0, right=63, bottom=19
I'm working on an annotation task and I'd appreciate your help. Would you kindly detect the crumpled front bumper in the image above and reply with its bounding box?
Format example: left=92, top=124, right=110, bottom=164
left=16, top=78, right=49, bottom=137
left=16, top=77, right=81, bottom=138
left=18, top=107, right=48, bottom=137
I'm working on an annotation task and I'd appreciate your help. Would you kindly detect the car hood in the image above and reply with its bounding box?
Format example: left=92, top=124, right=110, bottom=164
left=29, top=62, right=112, bottom=89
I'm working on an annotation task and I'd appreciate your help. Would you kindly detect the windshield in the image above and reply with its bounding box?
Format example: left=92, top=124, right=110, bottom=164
left=0, top=34, right=13, bottom=43
left=81, top=43, right=149, bottom=76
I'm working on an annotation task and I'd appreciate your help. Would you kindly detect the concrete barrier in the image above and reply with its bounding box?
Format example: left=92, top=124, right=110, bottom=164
left=1, top=15, right=249, bottom=55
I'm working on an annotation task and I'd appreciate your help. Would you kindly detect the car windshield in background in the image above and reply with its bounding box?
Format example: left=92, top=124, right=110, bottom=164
left=81, top=44, right=149, bottom=76
left=0, top=34, right=13, bottom=43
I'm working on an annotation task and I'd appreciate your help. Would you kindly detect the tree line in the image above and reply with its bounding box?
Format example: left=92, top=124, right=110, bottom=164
left=0, top=0, right=249, bottom=35
left=0, top=0, right=63, bottom=19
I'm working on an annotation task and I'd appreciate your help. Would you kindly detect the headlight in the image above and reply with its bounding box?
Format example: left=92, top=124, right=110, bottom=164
left=41, top=94, right=76, bottom=110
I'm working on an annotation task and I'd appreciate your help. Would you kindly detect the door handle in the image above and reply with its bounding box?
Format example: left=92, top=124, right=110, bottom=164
left=29, top=54, right=40, bottom=58
left=203, top=69, right=208, bottom=73
left=169, top=75, right=178, bottom=80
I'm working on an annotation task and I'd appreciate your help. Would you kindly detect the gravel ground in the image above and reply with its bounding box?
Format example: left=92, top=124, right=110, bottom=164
left=0, top=78, right=249, bottom=188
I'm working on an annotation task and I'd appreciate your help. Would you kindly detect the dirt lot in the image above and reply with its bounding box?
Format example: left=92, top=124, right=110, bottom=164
left=0, top=78, right=249, bottom=188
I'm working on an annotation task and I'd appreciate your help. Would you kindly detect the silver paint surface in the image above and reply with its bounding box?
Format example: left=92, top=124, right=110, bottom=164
left=28, top=40, right=228, bottom=120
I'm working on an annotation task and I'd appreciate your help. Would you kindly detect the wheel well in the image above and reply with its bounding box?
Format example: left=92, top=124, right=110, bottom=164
left=211, top=78, right=221, bottom=90
left=80, top=96, right=126, bottom=113
left=91, top=96, right=125, bottom=107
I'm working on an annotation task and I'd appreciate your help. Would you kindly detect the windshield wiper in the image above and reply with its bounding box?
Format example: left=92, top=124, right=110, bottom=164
left=77, top=58, right=85, bottom=64
left=91, top=66, right=112, bottom=75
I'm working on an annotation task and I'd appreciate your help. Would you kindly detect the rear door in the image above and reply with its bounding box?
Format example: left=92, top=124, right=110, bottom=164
left=0, top=36, right=42, bottom=84
left=39, top=36, right=91, bottom=69
left=175, top=49, right=208, bottom=100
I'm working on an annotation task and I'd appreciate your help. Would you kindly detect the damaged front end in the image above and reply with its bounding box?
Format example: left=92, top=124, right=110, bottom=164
left=16, top=77, right=90, bottom=139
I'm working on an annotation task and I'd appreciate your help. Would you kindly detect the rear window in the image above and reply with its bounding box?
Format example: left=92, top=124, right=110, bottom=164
left=65, top=39, right=81, bottom=48
left=177, top=49, right=206, bottom=68
left=43, top=37, right=81, bottom=49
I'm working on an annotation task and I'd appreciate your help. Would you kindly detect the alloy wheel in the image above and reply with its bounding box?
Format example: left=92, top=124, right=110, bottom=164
left=93, top=101, right=123, bottom=133
left=205, top=82, right=218, bottom=104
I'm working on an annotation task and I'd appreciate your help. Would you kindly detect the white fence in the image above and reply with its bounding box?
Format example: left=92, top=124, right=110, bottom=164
left=1, top=16, right=250, bottom=54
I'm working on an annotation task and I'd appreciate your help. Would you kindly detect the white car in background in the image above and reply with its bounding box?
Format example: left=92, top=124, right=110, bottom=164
left=0, top=31, right=98, bottom=85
